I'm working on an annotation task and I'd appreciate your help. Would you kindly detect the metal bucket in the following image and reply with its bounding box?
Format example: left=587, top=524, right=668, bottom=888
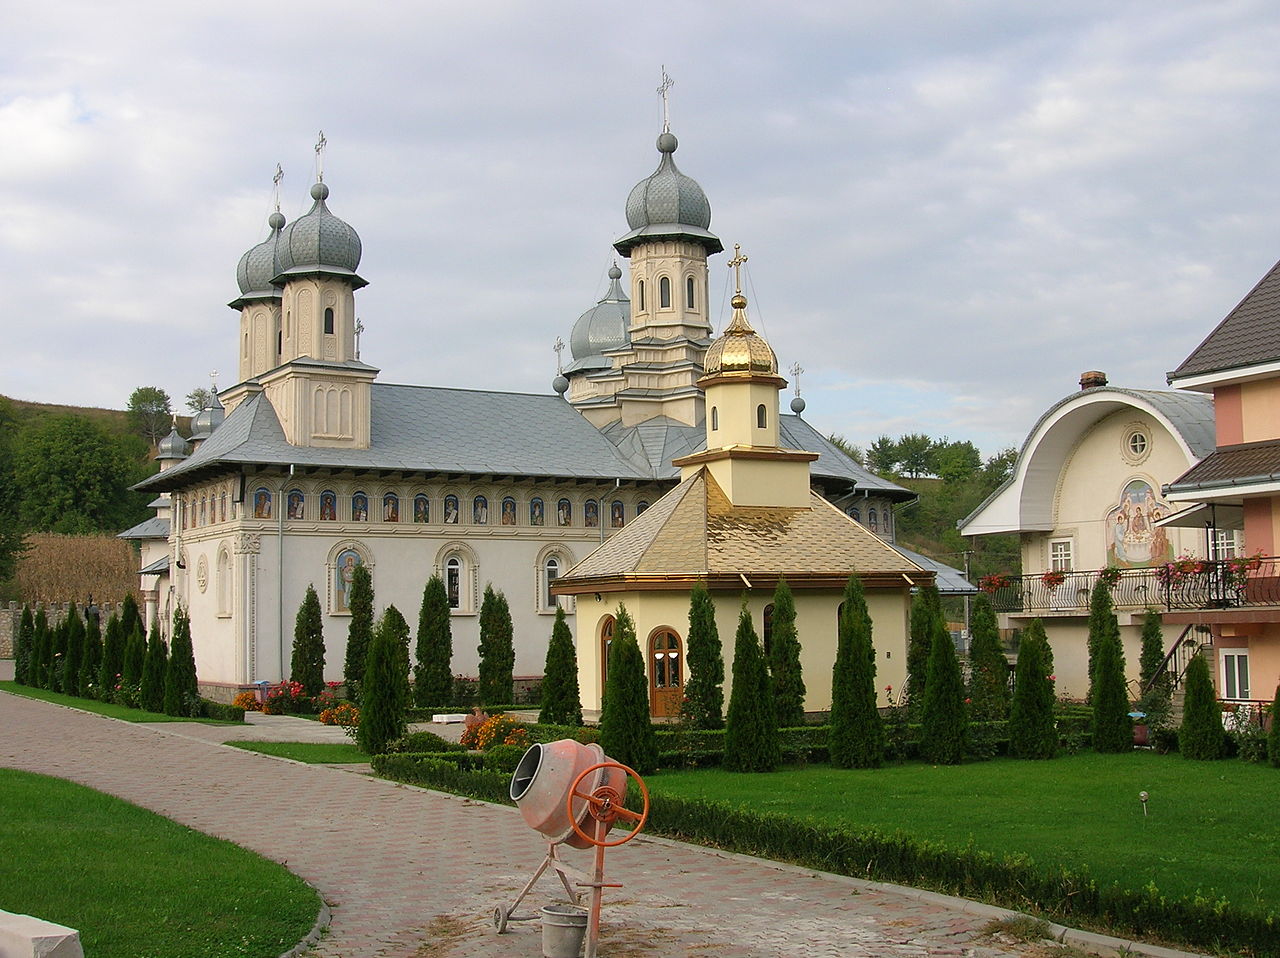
left=540, top=904, right=588, bottom=958
left=510, top=741, right=624, bottom=849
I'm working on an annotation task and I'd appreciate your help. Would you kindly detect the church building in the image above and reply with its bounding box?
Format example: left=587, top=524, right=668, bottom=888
left=124, top=121, right=928, bottom=705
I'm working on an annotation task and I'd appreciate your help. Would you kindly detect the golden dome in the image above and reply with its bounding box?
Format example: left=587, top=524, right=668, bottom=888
left=704, top=293, right=777, bottom=376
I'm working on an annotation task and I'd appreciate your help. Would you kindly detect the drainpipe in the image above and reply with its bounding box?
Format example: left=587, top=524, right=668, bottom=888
left=278, top=467, right=291, bottom=679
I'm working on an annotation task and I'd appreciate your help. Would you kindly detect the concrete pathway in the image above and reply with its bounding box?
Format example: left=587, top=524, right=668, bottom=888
left=0, top=684, right=1203, bottom=958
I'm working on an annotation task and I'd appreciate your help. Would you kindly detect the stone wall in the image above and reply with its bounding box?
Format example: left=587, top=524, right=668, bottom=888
left=0, top=601, right=123, bottom=659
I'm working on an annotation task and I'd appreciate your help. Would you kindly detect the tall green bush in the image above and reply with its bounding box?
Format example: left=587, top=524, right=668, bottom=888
left=357, top=605, right=411, bottom=754
left=539, top=607, right=582, bottom=726
left=683, top=583, right=723, bottom=729
left=768, top=577, right=806, bottom=728
left=163, top=606, right=199, bottom=717
left=724, top=601, right=780, bottom=772
left=79, top=614, right=102, bottom=698
left=1179, top=655, right=1223, bottom=760
left=477, top=586, right=514, bottom=706
left=14, top=606, right=33, bottom=685
left=829, top=575, right=884, bottom=768
left=49, top=616, right=69, bottom=691
left=118, top=593, right=141, bottom=647
left=920, top=611, right=967, bottom=764
left=599, top=604, right=657, bottom=775
left=99, top=613, right=124, bottom=695
left=1268, top=685, right=1280, bottom=769
left=140, top=622, right=167, bottom=713
left=414, top=575, right=453, bottom=706
left=62, top=605, right=84, bottom=696
left=1009, top=619, right=1056, bottom=759
left=966, top=593, right=1008, bottom=721
left=342, top=564, right=374, bottom=697
left=1136, top=610, right=1171, bottom=727
left=1086, top=579, right=1116, bottom=704
left=906, top=586, right=941, bottom=714
left=290, top=585, right=326, bottom=696
left=31, top=609, right=49, bottom=689
left=122, top=624, right=145, bottom=688
left=1091, top=617, right=1131, bottom=753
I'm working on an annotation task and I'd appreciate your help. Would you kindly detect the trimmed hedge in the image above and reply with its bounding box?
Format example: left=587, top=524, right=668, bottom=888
left=371, top=752, right=513, bottom=805
left=200, top=699, right=246, bottom=722
left=527, top=723, right=601, bottom=745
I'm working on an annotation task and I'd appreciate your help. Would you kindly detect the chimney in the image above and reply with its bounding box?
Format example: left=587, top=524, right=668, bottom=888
left=1079, top=370, right=1108, bottom=390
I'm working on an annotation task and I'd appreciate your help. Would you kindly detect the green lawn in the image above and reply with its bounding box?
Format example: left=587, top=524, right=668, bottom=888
left=0, top=769, right=318, bottom=958
left=0, top=681, right=237, bottom=723
left=227, top=741, right=367, bottom=763
left=648, top=753, right=1280, bottom=915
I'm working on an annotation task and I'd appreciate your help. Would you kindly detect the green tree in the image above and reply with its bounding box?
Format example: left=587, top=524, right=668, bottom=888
left=724, top=600, right=780, bottom=772
left=896, top=433, right=936, bottom=478
left=1091, top=620, right=1130, bottom=753
left=1136, top=610, right=1171, bottom=727
left=598, top=604, right=657, bottom=775
left=865, top=435, right=899, bottom=475
left=127, top=386, right=173, bottom=448
left=931, top=439, right=983, bottom=483
left=14, top=606, right=33, bottom=685
left=828, top=575, right=884, bottom=768
left=0, top=517, right=28, bottom=586
left=477, top=585, right=514, bottom=706
left=1268, top=685, right=1280, bottom=769
left=290, top=585, right=326, bottom=697
left=1009, top=619, right=1056, bottom=759
left=539, top=607, right=582, bottom=726
left=99, top=612, right=125, bottom=695
left=140, top=622, right=168, bottom=713
left=1086, top=579, right=1118, bottom=704
left=185, top=387, right=214, bottom=415
left=826, top=434, right=864, bottom=466
left=920, top=612, right=967, bottom=764
left=966, top=594, right=1009, bottom=721
left=49, top=616, right=69, bottom=692
left=683, top=583, right=724, bottom=729
left=357, top=606, right=411, bottom=754
left=122, top=625, right=145, bottom=688
left=62, top=604, right=84, bottom=696
left=414, top=575, right=454, bottom=706
left=342, top=564, right=373, bottom=698
left=163, top=606, right=199, bottom=717
left=1179, top=655, right=1224, bottom=760
left=767, top=577, right=806, bottom=727
left=906, top=586, right=941, bottom=714
left=79, top=613, right=102, bottom=698
left=118, top=594, right=142, bottom=646
left=30, top=608, right=49, bottom=689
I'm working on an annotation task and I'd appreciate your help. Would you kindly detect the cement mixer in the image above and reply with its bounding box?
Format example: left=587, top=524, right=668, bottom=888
left=496, top=739, right=649, bottom=957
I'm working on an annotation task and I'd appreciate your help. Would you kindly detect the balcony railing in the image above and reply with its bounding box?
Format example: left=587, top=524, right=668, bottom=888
left=981, top=557, right=1280, bottom=615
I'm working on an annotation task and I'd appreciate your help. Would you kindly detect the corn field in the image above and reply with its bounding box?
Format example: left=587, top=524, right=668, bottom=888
left=15, top=534, right=139, bottom=604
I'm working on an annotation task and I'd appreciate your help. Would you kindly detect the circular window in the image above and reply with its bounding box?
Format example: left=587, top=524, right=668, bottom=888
left=1128, top=432, right=1147, bottom=456
left=1121, top=424, right=1152, bottom=465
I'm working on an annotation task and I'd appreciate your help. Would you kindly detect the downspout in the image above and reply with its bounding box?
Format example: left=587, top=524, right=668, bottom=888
left=278, top=466, right=291, bottom=679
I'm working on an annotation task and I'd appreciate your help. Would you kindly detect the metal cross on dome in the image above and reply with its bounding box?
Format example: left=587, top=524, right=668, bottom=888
left=272, top=164, right=283, bottom=212
left=790, top=362, right=804, bottom=396
left=727, top=243, right=748, bottom=295
left=209, top=370, right=219, bottom=393
left=553, top=336, right=566, bottom=374
left=657, top=67, right=674, bottom=133
left=315, top=130, right=327, bottom=181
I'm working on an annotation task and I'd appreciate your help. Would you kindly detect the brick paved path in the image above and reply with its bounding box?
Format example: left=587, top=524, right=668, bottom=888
left=0, top=689, right=1191, bottom=958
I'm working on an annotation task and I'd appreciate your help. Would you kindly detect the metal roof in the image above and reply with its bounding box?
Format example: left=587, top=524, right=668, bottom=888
left=139, top=555, right=170, bottom=575
left=1166, top=438, right=1280, bottom=493
left=1171, top=254, right=1280, bottom=381
left=892, top=546, right=976, bottom=595
left=119, top=517, right=171, bottom=540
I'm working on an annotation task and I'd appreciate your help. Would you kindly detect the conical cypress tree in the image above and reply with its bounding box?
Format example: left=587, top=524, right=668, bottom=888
left=539, top=607, right=582, bottom=726
left=342, top=564, right=374, bottom=698
left=79, top=614, right=102, bottom=699
left=31, top=609, right=49, bottom=689
left=906, top=586, right=941, bottom=715
left=1091, top=619, right=1131, bottom=753
left=122, top=625, right=146, bottom=688
left=1268, top=685, right=1280, bottom=769
left=1136, top=609, right=1171, bottom=726
left=357, top=605, right=410, bottom=754
left=1009, top=619, right=1056, bottom=758
left=62, top=604, right=84, bottom=696
left=118, top=593, right=141, bottom=648
left=163, top=606, right=199, bottom=717
left=290, top=584, right=326, bottom=697
left=99, top=613, right=125, bottom=696
left=967, top=593, right=1009, bottom=721
left=49, top=617, right=69, bottom=691
left=14, top=606, right=33, bottom=686
left=724, top=601, right=780, bottom=772
left=140, top=622, right=168, bottom=713
left=1179, top=654, right=1223, bottom=760
left=599, top=604, right=657, bottom=775
left=683, top=583, right=724, bottom=729
left=1086, top=579, right=1117, bottom=704
left=768, top=577, right=806, bottom=728
left=921, top=611, right=967, bottom=764
left=414, top=575, right=453, bottom=707
left=477, top=586, right=514, bottom=705
left=829, top=575, right=884, bottom=769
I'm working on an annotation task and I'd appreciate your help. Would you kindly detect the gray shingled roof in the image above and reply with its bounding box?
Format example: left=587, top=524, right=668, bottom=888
left=1171, top=255, right=1280, bottom=381
left=118, top=517, right=171, bottom=539
left=893, top=546, right=976, bottom=595
left=1166, top=438, right=1280, bottom=492
left=139, top=555, right=170, bottom=575
left=137, top=382, right=908, bottom=499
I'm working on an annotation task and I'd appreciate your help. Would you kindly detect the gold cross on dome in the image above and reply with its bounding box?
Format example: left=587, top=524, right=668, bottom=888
left=728, top=244, right=748, bottom=295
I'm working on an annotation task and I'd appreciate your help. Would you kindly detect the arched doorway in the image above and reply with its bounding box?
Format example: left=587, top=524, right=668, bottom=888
left=648, top=628, right=684, bottom=718
left=599, top=616, right=615, bottom=690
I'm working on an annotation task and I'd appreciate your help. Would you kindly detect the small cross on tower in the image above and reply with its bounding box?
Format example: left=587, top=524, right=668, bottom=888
left=355, top=318, right=364, bottom=359
left=553, top=336, right=566, bottom=375
left=728, top=243, right=749, bottom=295
left=789, top=362, right=804, bottom=397
left=314, top=130, right=327, bottom=181
left=272, top=164, right=283, bottom=212
left=657, top=67, right=674, bottom=133
left=209, top=370, right=219, bottom=395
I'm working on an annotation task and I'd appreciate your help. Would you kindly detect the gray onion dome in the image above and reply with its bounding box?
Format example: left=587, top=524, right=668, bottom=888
left=566, top=264, right=631, bottom=371
left=157, top=422, right=191, bottom=461
left=615, top=132, right=721, bottom=256
left=235, top=212, right=287, bottom=296
left=274, top=181, right=366, bottom=287
left=189, top=393, right=225, bottom=442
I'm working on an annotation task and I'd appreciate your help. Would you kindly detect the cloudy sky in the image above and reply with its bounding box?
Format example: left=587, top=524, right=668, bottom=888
left=5, top=1, right=1280, bottom=455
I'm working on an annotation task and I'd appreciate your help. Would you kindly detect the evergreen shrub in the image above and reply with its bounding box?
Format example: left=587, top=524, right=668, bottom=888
left=1008, top=619, right=1056, bottom=759
left=357, top=605, right=411, bottom=754
left=414, top=575, right=453, bottom=707
left=828, top=575, right=883, bottom=768
left=122, top=625, right=145, bottom=688
left=768, top=577, right=806, bottom=728
left=79, top=614, right=102, bottom=699
left=1179, top=655, right=1223, bottom=761
left=682, top=583, right=723, bottom=729
left=163, top=606, right=199, bottom=717
left=906, top=586, right=941, bottom=714
left=140, top=622, right=167, bottom=713
left=62, top=605, right=83, bottom=697
left=14, top=606, right=33, bottom=685
left=99, top=613, right=125, bottom=698
left=598, top=604, right=657, bottom=774
left=343, top=564, right=374, bottom=699
left=1091, top=617, right=1131, bottom=753
left=1268, top=685, right=1280, bottom=769
left=477, top=586, right=515, bottom=706
left=920, top=611, right=967, bottom=764
left=723, top=601, right=780, bottom=772
left=539, top=607, right=582, bottom=726
left=290, top=585, right=326, bottom=697
left=966, top=594, right=1008, bottom=721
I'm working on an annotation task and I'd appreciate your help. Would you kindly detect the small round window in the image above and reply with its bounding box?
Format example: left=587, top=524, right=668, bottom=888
left=1122, top=425, right=1151, bottom=465
left=1127, top=432, right=1147, bottom=456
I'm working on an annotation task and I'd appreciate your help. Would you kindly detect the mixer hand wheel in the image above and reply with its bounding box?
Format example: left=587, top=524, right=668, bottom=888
left=566, top=762, right=650, bottom=848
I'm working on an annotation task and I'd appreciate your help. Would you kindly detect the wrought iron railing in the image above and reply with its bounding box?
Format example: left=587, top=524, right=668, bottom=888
left=981, top=557, right=1280, bottom=614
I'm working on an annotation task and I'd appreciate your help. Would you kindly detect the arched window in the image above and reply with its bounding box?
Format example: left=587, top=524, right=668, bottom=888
left=868, top=508, right=879, bottom=533
left=638, top=280, right=645, bottom=311
left=444, top=494, right=459, bottom=523
left=287, top=488, right=305, bottom=520
left=849, top=507, right=861, bottom=523
left=199, top=496, right=207, bottom=526
left=216, top=547, right=232, bottom=616
left=763, top=603, right=775, bottom=655
left=413, top=494, right=429, bottom=524
left=439, top=544, right=478, bottom=614
left=351, top=492, right=369, bottom=521
left=219, top=491, right=227, bottom=523
left=686, top=275, right=695, bottom=309
left=324, top=307, right=334, bottom=335
left=611, top=500, right=625, bottom=528
left=277, top=330, right=282, bottom=357
left=637, top=501, right=649, bottom=515
left=543, top=556, right=560, bottom=611
left=501, top=496, right=517, bottom=525
left=882, top=510, right=892, bottom=538
left=711, top=407, right=718, bottom=431
left=757, top=404, right=767, bottom=429
left=473, top=495, right=488, bottom=524
left=382, top=493, right=399, bottom=522
left=557, top=498, right=571, bottom=526
left=600, top=616, right=615, bottom=687
left=584, top=499, right=599, bottom=528
left=530, top=497, right=545, bottom=526
left=659, top=276, right=671, bottom=308
left=319, top=490, right=337, bottom=520
left=446, top=556, right=462, bottom=609
left=253, top=487, right=272, bottom=519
